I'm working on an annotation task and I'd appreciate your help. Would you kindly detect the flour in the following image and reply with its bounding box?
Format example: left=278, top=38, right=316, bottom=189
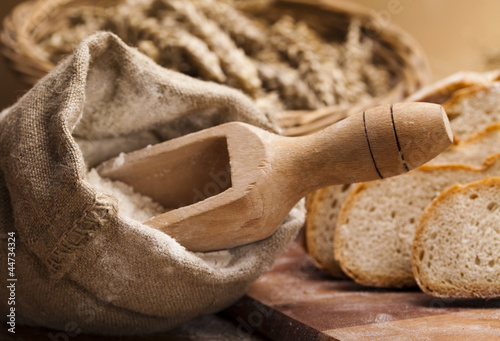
left=195, top=250, right=232, bottom=268
left=86, top=168, right=165, bottom=222
left=86, top=169, right=234, bottom=267
left=374, top=313, right=394, bottom=323
left=113, top=153, right=126, bottom=168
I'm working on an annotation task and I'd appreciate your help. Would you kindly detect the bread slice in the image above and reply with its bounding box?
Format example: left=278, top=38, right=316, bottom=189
left=432, top=122, right=500, bottom=165
left=406, top=70, right=500, bottom=104
left=412, top=177, right=500, bottom=298
left=444, top=82, right=500, bottom=141
left=334, top=154, right=500, bottom=288
left=304, top=184, right=352, bottom=278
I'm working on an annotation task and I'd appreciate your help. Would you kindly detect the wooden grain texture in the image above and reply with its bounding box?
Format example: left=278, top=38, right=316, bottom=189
left=225, top=240, right=500, bottom=341
left=327, top=311, right=500, bottom=340
left=97, top=103, right=451, bottom=252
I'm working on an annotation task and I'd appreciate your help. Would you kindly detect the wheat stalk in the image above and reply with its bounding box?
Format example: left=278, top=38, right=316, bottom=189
left=164, top=0, right=262, bottom=96
left=35, top=0, right=392, bottom=116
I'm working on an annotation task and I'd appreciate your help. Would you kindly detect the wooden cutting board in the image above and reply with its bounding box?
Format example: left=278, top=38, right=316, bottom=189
left=225, top=239, right=500, bottom=340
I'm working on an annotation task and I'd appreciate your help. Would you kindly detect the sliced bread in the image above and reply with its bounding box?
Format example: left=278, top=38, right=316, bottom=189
left=406, top=70, right=500, bottom=104
left=304, top=184, right=352, bottom=278
left=412, top=177, right=500, bottom=298
left=305, top=76, right=500, bottom=280
left=444, top=82, right=500, bottom=141
left=334, top=155, right=500, bottom=287
left=432, top=122, right=500, bottom=165
left=306, top=121, right=500, bottom=279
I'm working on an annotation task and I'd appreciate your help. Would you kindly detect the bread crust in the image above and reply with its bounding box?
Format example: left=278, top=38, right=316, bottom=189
left=412, top=177, right=500, bottom=298
left=407, top=70, right=500, bottom=104
left=460, top=122, right=500, bottom=144
left=305, top=186, right=349, bottom=278
left=441, top=81, right=500, bottom=143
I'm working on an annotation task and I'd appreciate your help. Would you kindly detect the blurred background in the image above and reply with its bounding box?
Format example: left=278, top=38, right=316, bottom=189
left=1, top=0, right=500, bottom=110
left=0, top=0, right=28, bottom=110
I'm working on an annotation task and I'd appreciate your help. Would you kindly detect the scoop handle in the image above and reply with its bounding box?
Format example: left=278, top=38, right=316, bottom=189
left=273, top=102, right=453, bottom=195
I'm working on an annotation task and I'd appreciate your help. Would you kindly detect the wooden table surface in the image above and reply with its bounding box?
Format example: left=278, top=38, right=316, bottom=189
left=226, top=241, right=500, bottom=340
left=5, top=240, right=500, bottom=341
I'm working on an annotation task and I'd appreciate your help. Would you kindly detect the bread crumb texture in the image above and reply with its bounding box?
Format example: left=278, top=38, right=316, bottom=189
left=445, top=83, right=500, bottom=141
left=413, top=177, right=500, bottom=298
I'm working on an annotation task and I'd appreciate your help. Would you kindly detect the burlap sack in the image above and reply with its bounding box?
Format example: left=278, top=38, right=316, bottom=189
left=0, top=32, right=305, bottom=335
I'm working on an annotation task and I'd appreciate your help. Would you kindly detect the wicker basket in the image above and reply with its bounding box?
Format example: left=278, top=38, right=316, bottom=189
left=1, top=0, right=429, bottom=136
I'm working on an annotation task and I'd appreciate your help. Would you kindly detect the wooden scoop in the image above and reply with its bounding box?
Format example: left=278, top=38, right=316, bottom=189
left=97, top=102, right=453, bottom=251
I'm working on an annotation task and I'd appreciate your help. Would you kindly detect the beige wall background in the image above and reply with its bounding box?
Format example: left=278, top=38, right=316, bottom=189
left=1, top=0, right=500, bottom=110
left=351, top=0, right=500, bottom=79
